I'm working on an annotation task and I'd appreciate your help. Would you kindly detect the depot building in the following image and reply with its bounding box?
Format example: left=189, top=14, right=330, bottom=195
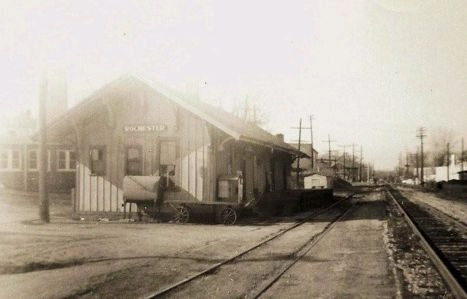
left=45, top=75, right=306, bottom=218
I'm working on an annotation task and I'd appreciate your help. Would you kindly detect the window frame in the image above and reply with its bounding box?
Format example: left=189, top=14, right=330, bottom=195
left=0, top=150, right=9, bottom=170
left=125, top=145, right=143, bottom=176
left=0, top=149, right=22, bottom=171
left=27, top=149, right=52, bottom=172
left=28, top=149, right=38, bottom=170
left=159, top=139, right=178, bottom=167
left=89, top=146, right=106, bottom=176
left=159, top=139, right=178, bottom=189
left=56, top=149, right=76, bottom=171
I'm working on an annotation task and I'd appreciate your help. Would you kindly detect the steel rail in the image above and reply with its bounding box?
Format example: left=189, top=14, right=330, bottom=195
left=386, top=188, right=467, bottom=299
left=251, top=199, right=358, bottom=298
left=142, top=193, right=355, bottom=299
left=418, top=201, right=467, bottom=232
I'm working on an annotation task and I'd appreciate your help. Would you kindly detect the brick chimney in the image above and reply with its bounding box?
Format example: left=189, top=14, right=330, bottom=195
left=276, top=133, right=284, bottom=142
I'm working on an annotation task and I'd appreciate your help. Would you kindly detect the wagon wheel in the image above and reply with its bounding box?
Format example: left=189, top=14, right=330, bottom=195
left=173, top=206, right=190, bottom=223
left=219, top=207, right=237, bottom=225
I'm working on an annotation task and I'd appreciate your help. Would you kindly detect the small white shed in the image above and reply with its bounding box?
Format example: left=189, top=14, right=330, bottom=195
left=304, top=174, right=332, bottom=189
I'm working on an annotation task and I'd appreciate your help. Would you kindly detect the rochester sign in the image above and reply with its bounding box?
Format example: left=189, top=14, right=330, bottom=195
left=123, top=124, right=167, bottom=132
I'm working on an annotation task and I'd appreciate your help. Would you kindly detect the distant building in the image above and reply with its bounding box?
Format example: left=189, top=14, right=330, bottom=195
left=434, top=155, right=467, bottom=182
left=288, top=142, right=318, bottom=187
left=412, top=167, right=436, bottom=182
left=0, top=72, right=74, bottom=192
left=289, top=143, right=318, bottom=175
left=0, top=112, right=75, bottom=192
left=304, top=174, right=332, bottom=189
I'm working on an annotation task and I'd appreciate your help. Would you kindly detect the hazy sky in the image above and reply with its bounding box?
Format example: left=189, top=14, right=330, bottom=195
left=1, top=0, right=466, bottom=169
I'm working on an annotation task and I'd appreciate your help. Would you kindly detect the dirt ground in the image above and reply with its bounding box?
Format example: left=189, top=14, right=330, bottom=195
left=397, top=187, right=467, bottom=225
left=0, top=187, right=454, bottom=298
left=263, top=191, right=396, bottom=298
left=0, top=190, right=296, bottom=298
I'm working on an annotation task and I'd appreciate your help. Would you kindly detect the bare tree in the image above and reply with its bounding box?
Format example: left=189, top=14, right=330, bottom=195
left=232, top=98, right=268, bottom=127
left=429, top=128, right=456, bottom=166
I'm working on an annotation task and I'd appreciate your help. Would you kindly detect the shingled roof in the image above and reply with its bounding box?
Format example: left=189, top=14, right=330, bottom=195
left=44, top=75, right=308, bottom=158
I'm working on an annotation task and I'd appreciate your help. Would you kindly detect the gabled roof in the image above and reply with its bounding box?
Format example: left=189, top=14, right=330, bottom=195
left=44, top=75, right=308, bottom=157
left=288, top=143, right=318, bottom=155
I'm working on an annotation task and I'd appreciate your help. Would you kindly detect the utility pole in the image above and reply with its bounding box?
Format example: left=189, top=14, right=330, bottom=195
left=352, top=144, right=356, bottom=182
left=39, top=76, right=50, bottom=223
left=359, top=146, right=363, bottom=182
left=415, top=148, right=419, bottom=181
left=366, top=162, right=371, bottom=183
left=339, top=144, right=351, bottom=180
left=309, top=115, right=314, bottom=170
left=447, top=142, right=450, bottom=181
left=322, top=134, right=336, bottom=167
left=291, top=118, right=313, bottom=177
left=462, top=138, right=465, bottom=172
left=296, top=118, right=302, bottom=186
left=405, top=150, right=410, bottom=179
left=416, top=127, right=426, bottom=186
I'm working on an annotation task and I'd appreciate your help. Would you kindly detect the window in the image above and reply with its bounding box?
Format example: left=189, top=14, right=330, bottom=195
left=69, top=151, right=76, bottom=169
left=27, top=150, right=52, bottom=171
left=160, top=141, right=177, bottom=166
left=160, top=140, right=177, bottom=188
left=56, top=150, right=76, bottom=171
left=11, top=151, right=20, bottom=169
left=58, top=151, right=67, bottom=169
left=90, top=147, right=105, bottom=175
left=0, top=150, right=8, bottom=169
left=126, top=147, right=142, bottom=175
left=0, top=150, right=21, bottom=171
left=28, top=150, right=38, bottom=170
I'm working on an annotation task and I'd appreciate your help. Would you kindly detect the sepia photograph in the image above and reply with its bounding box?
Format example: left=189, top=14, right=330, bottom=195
left=0, top=1, right=466, bottom=298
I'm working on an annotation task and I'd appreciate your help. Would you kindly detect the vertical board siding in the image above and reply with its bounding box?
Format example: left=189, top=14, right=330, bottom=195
left=181, top=144, right=189, bottom=200
left=83, top=166, right=90, bottom=211
left=178, top=114, right=210, bottom=201
left=111, top=184, right=118, bottom=212
left=187, top=135, right=191, bottom=198
left=196, top=145, right=204, bottom=200
left=202, top=125, right=207, bottom=200
left=194, top=125, right=198, bottom=199
left=104, top=180, right=111, bottom=211
left=90, top=176, right=97, bottom=211
left=189, top=143, right=196, bottom=199
left=79, top=164, right=84, bottom=211
left=118, top=188, right=124, bottom=212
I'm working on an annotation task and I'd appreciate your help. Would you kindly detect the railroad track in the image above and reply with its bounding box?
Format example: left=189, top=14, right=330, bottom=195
left=386, top=187, right=467, bottom=298
left=142, top=193, right=358, bottom=299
